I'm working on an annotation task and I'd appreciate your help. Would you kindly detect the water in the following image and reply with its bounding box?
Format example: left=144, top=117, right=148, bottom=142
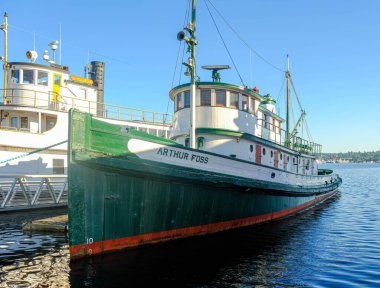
left=1, top=163, right=379, bottom=287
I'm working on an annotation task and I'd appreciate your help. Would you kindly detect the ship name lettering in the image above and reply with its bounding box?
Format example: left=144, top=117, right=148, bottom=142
left=157, top=148, right=208, bottom=164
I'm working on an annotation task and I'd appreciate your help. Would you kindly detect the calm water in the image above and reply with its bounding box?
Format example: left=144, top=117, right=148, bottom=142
left=1, top=163, right=379, bottom=287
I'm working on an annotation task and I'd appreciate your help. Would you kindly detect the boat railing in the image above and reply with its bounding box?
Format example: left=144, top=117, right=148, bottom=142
left=256, top=119, right=322, bottom=156
left=0, top=174, right=67, bottom=211
left=0, top=88, right=173, bottom=126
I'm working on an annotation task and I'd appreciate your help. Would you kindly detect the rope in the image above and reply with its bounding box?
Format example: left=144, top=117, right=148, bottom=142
left=205, top=0, right=285, bottom=73
left=204, top=0, right=246, bottom=87
left=0, top=140, right=68, bottom=165
left=289, top=74, right=303, bottom=111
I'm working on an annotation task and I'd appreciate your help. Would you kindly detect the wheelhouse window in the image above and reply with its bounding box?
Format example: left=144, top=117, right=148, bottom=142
left=23, top=69, right=34, bottom=84
left=241, top=94, right=248, bottom=111
left=215, top=90, right=226, bottom=106
left=176, top=93, right=183, bottom=111
left=37, top=71, right=49, bottom=86
left=184, top=90, right=190, bottom=108
left=229, top=92, right=239, bottom=108
left=200, top=89, right=211, bottom=106
left=249, top=97, right=255, bottom=113
left=11, top=70, right=20, bottom=84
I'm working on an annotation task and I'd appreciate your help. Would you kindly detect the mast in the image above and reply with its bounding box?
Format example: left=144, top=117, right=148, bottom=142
left=177, top=0, right=197, bottom=149
left=190, top=0, right=197, bottom=149
left=1, top=12, right=8, bottom=105
left=285, top=54, right=290, bottom=148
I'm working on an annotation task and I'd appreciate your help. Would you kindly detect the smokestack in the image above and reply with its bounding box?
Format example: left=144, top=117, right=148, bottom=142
left=89, top=61, right=105, bottom=117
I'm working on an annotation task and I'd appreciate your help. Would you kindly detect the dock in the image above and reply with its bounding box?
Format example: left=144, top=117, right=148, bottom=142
left=22, top=214, right=68, bottom=233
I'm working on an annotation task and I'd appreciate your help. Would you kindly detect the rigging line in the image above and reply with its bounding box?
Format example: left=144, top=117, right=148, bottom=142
left=179, top=0, right=192, bottom=85
left=178, top=42, right=187, bottom=85
left=276, top=73, right=286, bottom=104
left=165, top=40, right=183, bottom=123
left=203, top=0, right=246, bottom=87
left=165, top=0, right=191, bottom=122
left=289, top=74, right=303, bottom=111
left=305, top=120, right=313, bottom=142
left=206, top=0, right=285, bottom=73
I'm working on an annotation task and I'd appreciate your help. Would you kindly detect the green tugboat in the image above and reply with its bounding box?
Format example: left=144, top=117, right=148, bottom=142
left=68, top=1, right=342, bottom=259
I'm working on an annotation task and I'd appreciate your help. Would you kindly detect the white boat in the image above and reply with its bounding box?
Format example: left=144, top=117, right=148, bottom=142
left=0, top=12, right=171, bottom=177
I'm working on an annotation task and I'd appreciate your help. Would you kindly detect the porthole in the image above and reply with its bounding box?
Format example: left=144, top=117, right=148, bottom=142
left=250, top=145, right=254, bottom=152
left=271, top=172, right=275, bottom=178
left=263, top=148, right=266, bottom=155
left=270, top=151, right=273, bottom=158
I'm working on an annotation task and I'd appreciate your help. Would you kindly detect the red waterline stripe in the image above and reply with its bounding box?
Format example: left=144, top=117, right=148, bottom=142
left=70, top=190, right=336, bottom=259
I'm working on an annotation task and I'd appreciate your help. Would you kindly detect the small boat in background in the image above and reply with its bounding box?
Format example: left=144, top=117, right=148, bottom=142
left=68, top=1, right=342, bottom=259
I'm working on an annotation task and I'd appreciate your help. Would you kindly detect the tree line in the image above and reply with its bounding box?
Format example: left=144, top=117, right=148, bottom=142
left=320, top=151, right=380, bottom=162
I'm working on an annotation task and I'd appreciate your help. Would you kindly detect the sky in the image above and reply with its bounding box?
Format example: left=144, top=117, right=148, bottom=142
left=1, top=0, right=379, bottom=153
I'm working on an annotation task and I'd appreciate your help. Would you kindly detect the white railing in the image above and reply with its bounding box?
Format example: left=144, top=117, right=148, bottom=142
left=1, top=88, right=173, bottom=126
left=0, top=174, right=67, bottom=211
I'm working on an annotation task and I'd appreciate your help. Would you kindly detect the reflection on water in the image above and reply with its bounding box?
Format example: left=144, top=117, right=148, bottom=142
left=1, top=164, right=380, bottom=287
left=0, top=209, right=69, bottom=287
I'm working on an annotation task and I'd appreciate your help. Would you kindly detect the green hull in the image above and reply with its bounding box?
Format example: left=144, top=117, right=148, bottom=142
left=68, top=110, right=341, bottom=258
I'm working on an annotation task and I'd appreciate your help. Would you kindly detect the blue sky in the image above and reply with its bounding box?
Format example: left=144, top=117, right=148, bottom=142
left=1, top=0, right=379, bottom=152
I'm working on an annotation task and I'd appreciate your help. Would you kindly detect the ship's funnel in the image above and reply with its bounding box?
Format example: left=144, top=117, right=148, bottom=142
left=88, top=61, right=105, bottom=117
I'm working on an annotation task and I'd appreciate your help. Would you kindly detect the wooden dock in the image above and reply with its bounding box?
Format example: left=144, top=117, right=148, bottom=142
left=23, top=214, right=68, bottom=233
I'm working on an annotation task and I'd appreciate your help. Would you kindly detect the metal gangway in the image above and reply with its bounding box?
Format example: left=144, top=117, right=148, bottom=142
left=0, top=174, right=67, bottom=212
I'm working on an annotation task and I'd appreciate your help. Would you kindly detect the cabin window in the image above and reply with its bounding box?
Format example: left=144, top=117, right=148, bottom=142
left=185, top=137, right=190, bottom=148
left=54, top=74, right=61, bottom=85
left=53, top=159, right=64, bottom=174
left=11, top=70, right=20, bottom=84
left=280, top=153, right=283, bottom=160
left=197, top=137, right=205, bottom=149
left=20, top=117, right=29, bottom=129
left=249, top=97, right=255, bottom=113
left=215, top=90, right=226, bottom=106
left=11, top=117, right=18, bottom=129
left=264, top=114, right=269, bottom=129
left=184, top=90, right=190, bottom=108
left=200, top=90, right=211, bottom=106
left=241, top=94, right=248, bottom=111
left=250, top=144, right=254, bottom=152
left=287, top=156, right=289, bottom=162
left=306, top=159, right=310, bottom=170
left=176, top=93, right=183, bottom=110
left=229, top=92, right=239, bottom=108
left=23, top=69, right=34, bottom=84
left=293, top=157, right=296, bottom=164
left=37, top=71, right=49, bottom=86
left=263, top=148, right=266, bottom=155
left=270, top=150, right=273, bottom=158
left=272, top=118, right=276, bottom=131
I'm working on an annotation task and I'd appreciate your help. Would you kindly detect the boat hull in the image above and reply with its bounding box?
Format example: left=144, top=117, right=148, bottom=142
left=68, top=110, right=341, bottom=259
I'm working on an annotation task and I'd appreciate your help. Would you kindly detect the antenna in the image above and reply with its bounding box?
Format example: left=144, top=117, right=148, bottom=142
left=48, top=40, right=59, bottom=63
left=201, top=65, right=230, bottom=82
left=59, top=24, right=62, bottom=64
